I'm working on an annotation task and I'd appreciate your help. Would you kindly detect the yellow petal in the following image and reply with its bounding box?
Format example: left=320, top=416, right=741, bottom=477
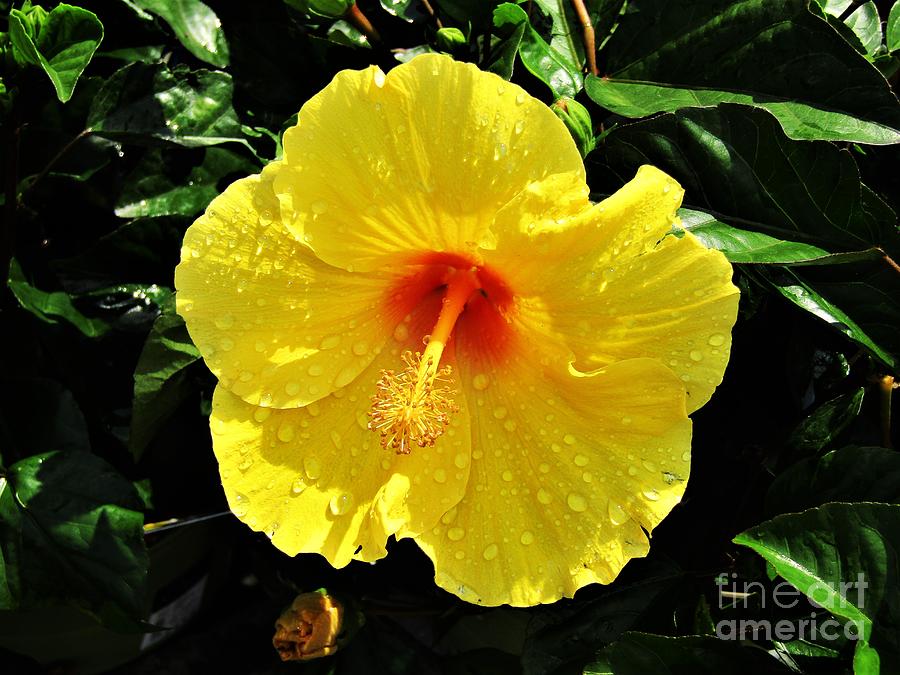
left=486, top=165, right=740, bottom=413
left=274, top=53, right=584, bottom=272
left=210, top=294, right=471, bottom=567
left=413, top=315, right=692, bottom=606
left=175, top=161, right=401, bottom=409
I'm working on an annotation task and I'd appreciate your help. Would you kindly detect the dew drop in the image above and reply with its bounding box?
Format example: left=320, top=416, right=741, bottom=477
left=627, top=465, right=638, bottom=476
left=433, top=468, right=447, bottom=483
left=681, top=450, right=691, bottom=462
left=501, top=470, right=513, bottom=482
left=689, top=350, right=703, bottom=362
left=329, top=492, right=353, bottom=516
left=493, top=406, right=508, bottom=419
left=563, top=434, right=576, bottom=445
left=277, top=424, right=295, bottom=442
left=708, top=333, right=726, bottom=346
left=215, top=314, right=234, bottom=329
left=238, top=457, right=253, bottom=472
left=472, top=373, right=490, bottom=391
left=643, top=489, right=660, bottom=501
left=515, top=92, right=526, bottom=105
left=393, top=323, right=409, bottom=341
left=537, top=488, right=553, bottom=505
left=447, top=527, right=466, bottom=541
left=514, top=119, right=524, bottom=135
left=219, top=337, right=234, bottom=351
left=503, top=420, right=517, bottom=432
left=352, top=340, right=369, bottom=356
left=573, top=454, right=589, bottom=467
left=567, top=492, right=588, bottom=513
left=285, top=382, right=301, bottom=396
left=539, top=463, right=550, bottom=474
left=482, top=543, right=499, bottom=560
left=304, top=456, right=322, bottom=480
left=319, top=335, right=341, bottom=350
left=291, top=477, right=307, bottom=495
left=330, top=430, right=343, bottom=449
left=454, top=453, right=469, bottom=469
left=608, top=501, right=627, bottom=525
left=520, top=530, right=535, bottom=545
left=582, top=471, right=593, bottom=483
left=253, top=408, right=271, bottom=422
left=231, top=492, right=249, bottom=517
left=308, top=364, right=324, bottom=376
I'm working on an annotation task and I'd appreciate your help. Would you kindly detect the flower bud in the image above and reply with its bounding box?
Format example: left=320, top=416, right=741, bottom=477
left=273, top=591, right=344, bottom=661
left=436, top=27, right=467, bottom=53
left=552, top=97, right=596, bottom=158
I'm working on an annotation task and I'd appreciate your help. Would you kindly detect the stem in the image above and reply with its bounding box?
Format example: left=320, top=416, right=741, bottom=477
left=879, top=375, right=896, bottom=449
left=571, top=0, right=598, bottom=76
left=419, top=0, right=443, bottom=29
left=3, top=96, right=21, bottom=285
left=345, top=3, right=381, bottom=44
left=22, top=128, right=90, bottom=197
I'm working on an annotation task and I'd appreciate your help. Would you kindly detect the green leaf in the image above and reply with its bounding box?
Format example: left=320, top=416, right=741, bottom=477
left=734, top=503, right=900, bottom=671
left=845, top=2, right=882, bottom=58
left=888, top=1, right=900, bottom=52
left=125, top=0, right=229, bottom=67
left=379, top=0, right=425, bottom=22
left=599, top=104, right=900, bottom=256
left=0, top=451, right=149, bottom=626
left=584, top=78, right=900, bottom=145
left=592, top=0, right=900, bottom=142
left=9, top=259, right=173, bottom=337
left=787, top=387, right=865, bottom=451
left=98, top=45, right=164, bottom=63
left=762, top=265, right=899, bottom=372
left=677, top=209, right=832, bottom=264
left=492, top=3, right=582, bottom=97
left=766, top=446, right=900, bottom=516
left=530, top=0, right=585, bottom=71
left=325, top=20, right=372, bottom=49
left=115, top=147, right=258, bottom=218
left=130, top=306, right=200, bottom=460
left=87, top=62, right=249, bottom=149
left=9, top=259, right=111, bottom=338
left=8, top=3, right=103, bottom=102
left=599, top=632, right=792, bottom=674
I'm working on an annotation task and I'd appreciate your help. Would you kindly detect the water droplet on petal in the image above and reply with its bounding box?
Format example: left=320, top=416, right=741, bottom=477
left=563, top=434, right=576, bottom=445
left=520, top=530, right=534, bottom=545
left=215, top=314, right=234, bottom=329
left=539, top=463, right=550, bottom=474
left=304, top=456, right=322, bottom=480
left=433, top=468, right=447, bottom=483
left=447, top=527, right=466, bottom=541
left=493, top=406, right=507, bottom=419
left=689, top=350, right=703, bottom=362
left=238, top=457, right=253, bottom=472
left=319, top=335, right=340, bottom=350
left=393, top=323, right=409, bottom=341
left=329, top=492, right=353, bottom=516
left=253, top=408, right=271, bottom=422
left=285, top=382, right=301, bottom=396
left=643, top=489, right=660, bottom=501
left=454, top=453, right=468, bottom=469
left=291, top=477, right=307, bottom=495
left=501, top=470, right=513, bottom=482
left=627, top=465, right=638, bottom=476
left=482, top=543, right=499, bottom=560
left=352, top=340, right=368, bottom=356
left=472, top=373, right=489, bottom=391
left=231, top=492, right=249, bottom=517
left=537, top=488, right=552, bottom=505
left=608, top=501, right=627, bottom=525
left=573, top=454, right=589, bottom=467
left=708, top=333, right=726, bottom=346
left=277, top=424, right=295, bottom=442
left=567, top=492, right=588, bottom=512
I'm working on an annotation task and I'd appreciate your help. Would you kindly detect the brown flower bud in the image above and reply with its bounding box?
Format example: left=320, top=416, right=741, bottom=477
left=273, top=592, right=344, bottom=661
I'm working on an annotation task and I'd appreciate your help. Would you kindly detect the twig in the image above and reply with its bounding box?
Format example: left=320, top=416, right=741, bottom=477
left=419, top=0, right=443, bottom=29
left=22, top=128, right=91, bottom=197
left=345, top=3, right=381, bottom=44
left=570, top=0, right=598, bottom=76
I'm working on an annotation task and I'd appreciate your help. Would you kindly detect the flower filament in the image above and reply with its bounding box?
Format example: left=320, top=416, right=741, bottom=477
left=369, top=268, right=480, bottom=454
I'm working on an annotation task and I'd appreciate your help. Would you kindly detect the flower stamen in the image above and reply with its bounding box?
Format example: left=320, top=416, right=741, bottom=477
left=369, top=268, right=480, bottom=454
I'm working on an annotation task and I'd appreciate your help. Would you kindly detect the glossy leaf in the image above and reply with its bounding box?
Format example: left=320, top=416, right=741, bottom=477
left=766, top=446, right=900, bottom=516
left=130, top=305, right=200, bottom=459
left=8, top=3, right=103, bottom=102
left=735, top=503, right=900, bottom=671
left=585, top=78, right=900, bottom=145
left=600, top=104, right=900, bottom=256
left=115, top=147, right=258, bottom=218
left=0, top=451, right=149, bottom=625
left=598, top=0, right=900, bottom=136
left=87, top=62, right=249, bottom=148
left=889, top=1, right=900, bottom=52
left=126, top=0, right=229, bottom=67
left=787, top=387, right=865, bottom=451
left=845, top=2, right=882, bottom=58
left=598, top=632, right=793, bottom=674
left=492, top=3, right=582, bottom=97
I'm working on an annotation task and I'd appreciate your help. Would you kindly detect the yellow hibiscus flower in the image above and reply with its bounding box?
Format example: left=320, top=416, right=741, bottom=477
left=175, top=54, right=739, bottom=607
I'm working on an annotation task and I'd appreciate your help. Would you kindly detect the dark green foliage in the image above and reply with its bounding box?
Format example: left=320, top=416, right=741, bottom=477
left=1, top=1, right=898, bottom=673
